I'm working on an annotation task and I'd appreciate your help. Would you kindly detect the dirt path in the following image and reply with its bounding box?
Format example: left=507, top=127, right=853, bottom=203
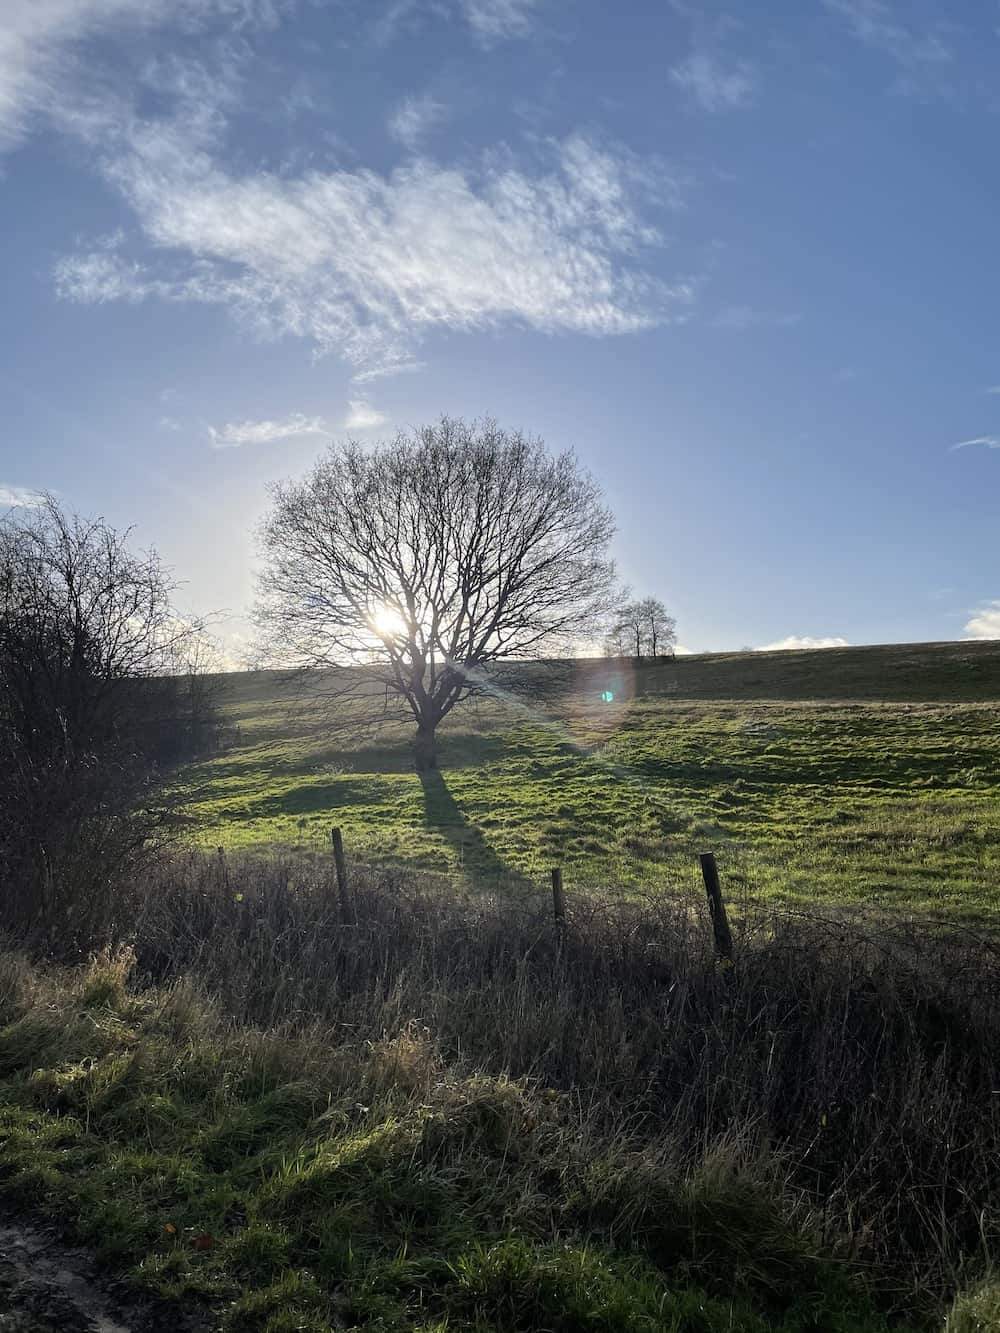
left=0, top=1220, right=134, bottom=1333
left=0, top=1219, right=204, bottom=1333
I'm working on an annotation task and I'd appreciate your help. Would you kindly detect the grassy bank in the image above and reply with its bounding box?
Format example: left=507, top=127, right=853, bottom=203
left=0, top=954, right=887, bottom=1333
left=175, top=643, right=1000, bottom=918
left=1, top=853, right=997, bottom=1330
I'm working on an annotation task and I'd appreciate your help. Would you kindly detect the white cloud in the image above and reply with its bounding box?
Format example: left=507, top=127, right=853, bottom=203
left=824, top=0, right=952, bottom=67
left=965, top=603, right=1000, bottom=640
left=343, top=400, right=388, bottom=430
left=460, top=0, right=542, bottom=43
left=212, top=628, right=254, bottom=671
left=206, top=412, right=328, bottom=448
left=201, top=400, right=402, bottom=443
left=387, top=93, right=449, bottom=150
left=950, top=436, right=1000, bottom=452
left=53, top=248, right=160, bottom=304
left=670, top=52, right=757, bottom=113
left=375, top=0, right=542, bottom=46
left=756, top=636, right=849, bottom=651
left=0, top=485, right=46, bottom=508
left=0, top=0, right=283, bottom=151
left=158, top=415, right=181, bottom=430
left=711, top=305, right=800, bottom=330
left=57, top=132, right=689, bottom=373
left=351, top=360, right=425, bottom=384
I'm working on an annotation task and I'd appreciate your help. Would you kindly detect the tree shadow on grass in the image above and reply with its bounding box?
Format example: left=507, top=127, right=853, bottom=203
left=419, top=769, right=533, bottom=892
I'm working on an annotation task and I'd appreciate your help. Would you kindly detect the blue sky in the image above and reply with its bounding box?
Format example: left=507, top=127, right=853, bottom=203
left=3, top=0, right=1000, bottom=656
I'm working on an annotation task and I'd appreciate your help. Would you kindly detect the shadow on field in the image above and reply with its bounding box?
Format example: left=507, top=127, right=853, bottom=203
left=419, top=769, right=532, bottom=890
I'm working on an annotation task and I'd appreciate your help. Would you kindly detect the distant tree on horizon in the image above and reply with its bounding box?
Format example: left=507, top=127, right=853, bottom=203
left=640, top=595, right=676, bottom=657
left=607, top=595, right=676, bottom=658
left=255, top=417, right=617, bottom=772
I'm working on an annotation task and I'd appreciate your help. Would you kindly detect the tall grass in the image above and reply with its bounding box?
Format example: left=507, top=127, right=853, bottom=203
left=117, top=849, right=1000, bottom=1320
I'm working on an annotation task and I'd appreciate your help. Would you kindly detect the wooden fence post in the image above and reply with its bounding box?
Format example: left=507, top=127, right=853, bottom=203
left=551, top=867, right=566, bottom=933
left=699, top=852, right=734, bottom=969
left=331, top=826, right=354, bottom=925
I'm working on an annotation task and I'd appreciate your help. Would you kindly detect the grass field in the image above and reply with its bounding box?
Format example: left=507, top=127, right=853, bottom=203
left=5, top=641, right=1000, bottom=1330
left=176, top=639, right=1000, bottom=919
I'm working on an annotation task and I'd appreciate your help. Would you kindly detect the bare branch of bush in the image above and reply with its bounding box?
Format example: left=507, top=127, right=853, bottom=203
left=0, top=497, right=222, bottom=953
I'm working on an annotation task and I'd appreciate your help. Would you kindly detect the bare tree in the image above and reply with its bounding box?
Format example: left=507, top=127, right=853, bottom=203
left=0, top=496, right=211, bottom=948
left=610, top=599, right=644, bottom=658
left=0, top=498, right=188, bottom=748
left=256, top=418, right=617, bottom=771
left=603, top=621, right=630, bottom=656
left=638, top=595, right=677, bottom=657
left=608, top=595, right=676, bottom=658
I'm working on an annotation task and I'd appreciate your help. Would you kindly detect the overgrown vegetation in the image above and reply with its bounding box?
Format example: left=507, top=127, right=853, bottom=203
left=0, top=852, right=997, bottom=1329
left=0, top=498, right=223, bottom=956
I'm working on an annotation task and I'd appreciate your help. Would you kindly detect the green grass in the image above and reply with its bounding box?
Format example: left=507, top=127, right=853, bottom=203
left=176, top=641, right=1000, bottom=919
left=0, top=951, right=913, bottom=1333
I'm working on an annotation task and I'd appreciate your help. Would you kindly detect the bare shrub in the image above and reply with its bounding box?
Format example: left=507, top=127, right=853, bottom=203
left=0, top=498, right=220, bottom=954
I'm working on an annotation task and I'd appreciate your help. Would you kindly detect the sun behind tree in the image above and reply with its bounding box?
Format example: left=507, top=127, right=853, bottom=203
left=255, top=417, right=617, bottom=771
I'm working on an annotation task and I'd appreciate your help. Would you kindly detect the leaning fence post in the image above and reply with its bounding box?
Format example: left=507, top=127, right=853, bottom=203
left=551, top=867, right=566, bottom=935
left=331, top=826, right=354, bottom=925
left=699, top=852, right=734, bottom=970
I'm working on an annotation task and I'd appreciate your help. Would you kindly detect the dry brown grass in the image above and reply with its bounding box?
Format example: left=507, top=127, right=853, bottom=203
left=108, top=848, right=1000, bottom=1318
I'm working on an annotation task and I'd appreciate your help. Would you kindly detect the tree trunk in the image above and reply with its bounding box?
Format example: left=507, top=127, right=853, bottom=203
left=414, top=722, right=438, bottom=772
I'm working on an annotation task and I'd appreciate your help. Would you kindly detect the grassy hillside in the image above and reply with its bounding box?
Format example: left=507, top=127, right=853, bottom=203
left=592, top=638, right=1000, bottom=702
left=174, top=640, right=1000, bottom=919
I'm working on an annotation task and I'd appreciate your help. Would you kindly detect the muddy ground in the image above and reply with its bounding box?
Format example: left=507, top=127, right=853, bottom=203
left=0, top=1219, right=204, bottom=1333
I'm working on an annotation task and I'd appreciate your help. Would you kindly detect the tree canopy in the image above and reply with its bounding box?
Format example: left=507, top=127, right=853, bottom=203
left=256, top=417, right=617, bottom=769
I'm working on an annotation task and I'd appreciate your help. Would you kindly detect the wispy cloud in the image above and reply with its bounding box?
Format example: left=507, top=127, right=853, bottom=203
left=158, top=415, right=181, bottom=431
left=206, top=412, right=328, bottom=448
left=756, top=635, right=849, bottom=651
left=711, top=305, right=800, bottom=330
left=460, top=0, right=542, bottom=43
left=984, top=386, right=1000, bottom=395
left=670, top=52, right=757, bottom=112
left=351, top=361, right=425, bottom=385
left=387, top=93, right=449, bottom=150
left=57, top=131, right=690, bottom=374
left=343, top=400, right=388, bottom=430
left=375, top=0, right=543, bottom=46
left=0, top=0, right=283, bottom=151
left=964, top=602, right=1000, bottom=640
left=0, top=485, right=46, bottom=508
left=54, top=247, right=161, bottom=304
left=950, top=436, right=1000, bottom=452
left=824, top=0, right=952, bottom=67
